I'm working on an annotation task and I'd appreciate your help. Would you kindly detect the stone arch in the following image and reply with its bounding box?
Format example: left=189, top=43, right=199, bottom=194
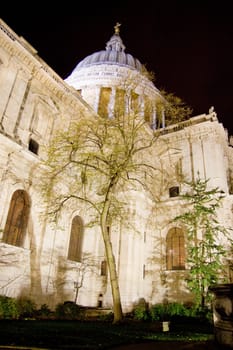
left=3, top=189, right=30, bottom=247
left=166, top=227, right=185, bottom=270
left=67, top=215, right=84, bottom=262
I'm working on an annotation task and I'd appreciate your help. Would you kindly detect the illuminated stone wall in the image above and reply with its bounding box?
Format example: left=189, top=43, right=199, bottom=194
left=0, top=18, right=233, bottom=313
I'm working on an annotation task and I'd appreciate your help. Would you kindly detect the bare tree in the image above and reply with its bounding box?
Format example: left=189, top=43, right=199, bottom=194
left=73, top=253, right=99, bottom=304
left=39, top=73, right=191, bottom=323
left=158, top=89, right=193, bottom=126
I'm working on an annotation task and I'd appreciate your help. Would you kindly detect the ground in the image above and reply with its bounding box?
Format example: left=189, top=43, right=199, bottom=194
left=111, top=340, right=219, bottom=349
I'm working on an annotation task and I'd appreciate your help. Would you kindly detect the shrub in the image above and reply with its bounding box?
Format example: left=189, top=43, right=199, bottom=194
left=16, top=297, right=37, bottom=319
left=0, top=295, right=19, bottom=319
left=55, top=301, right=81, bottom=320
left=36, top=304, right=53, bottom=319
left=98, top=311, right=114, bottom=322
left=149, top=302, right=212, bottom=323
left=149, top=303, right=171, bottom=321
left=133, top=299, right=150, bottom=321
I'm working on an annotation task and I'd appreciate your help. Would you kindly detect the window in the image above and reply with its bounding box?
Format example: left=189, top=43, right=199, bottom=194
left=166, top=227, right=185, bottom=270
left=98, top=87, right=111, bottom=118
left=68, top=216, right=84, bottom=262
left=131, top=91, right=139, bottom=114
left=169, top=186, right=180, bottom=197
left=28, top=138, right=39, bottom=155
left=3, top=190, right=30, bottom=247
left=100, top=260, right=107, bottom=276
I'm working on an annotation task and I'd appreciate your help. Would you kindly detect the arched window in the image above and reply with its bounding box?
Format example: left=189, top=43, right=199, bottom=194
left=68, top=216, right=84, bottom=262
left=100, top=260, right=107, bottom=276
left=166, top=227, right=185, bottom=270
left=3, top=190, right=30, bottom=247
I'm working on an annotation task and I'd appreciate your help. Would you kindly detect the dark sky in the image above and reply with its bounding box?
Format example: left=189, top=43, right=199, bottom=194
left=1, top=0, right=233, bottom=135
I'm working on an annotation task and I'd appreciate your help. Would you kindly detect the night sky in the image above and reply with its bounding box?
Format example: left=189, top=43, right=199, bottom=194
left=1, top=0, right=233, bottom=135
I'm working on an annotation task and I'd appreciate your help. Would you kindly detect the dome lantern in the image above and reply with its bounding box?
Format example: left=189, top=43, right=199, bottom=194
left=105, top=22, right=125, bottom=53
left=70, top=23, right=142, bottom=71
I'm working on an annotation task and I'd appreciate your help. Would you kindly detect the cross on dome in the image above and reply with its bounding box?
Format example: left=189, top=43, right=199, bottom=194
left=106, top=22, right=125, bottom=52
left=114, top=22, right=121, bottom=35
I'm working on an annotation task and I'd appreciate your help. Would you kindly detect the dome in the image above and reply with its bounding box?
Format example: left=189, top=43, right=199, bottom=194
left=65, top=22, right=163, bottom=130
left=73, top=23, right=143, bottom=72
left=76, top=49, right=142, bottom=71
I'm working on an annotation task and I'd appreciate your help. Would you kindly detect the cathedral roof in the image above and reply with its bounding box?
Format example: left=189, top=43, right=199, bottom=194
left=74, top=23, right=143, bottom=72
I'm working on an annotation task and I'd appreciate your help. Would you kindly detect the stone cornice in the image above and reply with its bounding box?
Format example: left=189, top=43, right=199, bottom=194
left=67, top=63, right=160, bottom=98
left=156, top=112, right=228, bottom=143
left=0, top=18, right=95, bottom=116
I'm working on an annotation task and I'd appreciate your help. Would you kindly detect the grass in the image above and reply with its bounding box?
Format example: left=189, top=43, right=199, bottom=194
left=0, top=318, right=215, bottom=349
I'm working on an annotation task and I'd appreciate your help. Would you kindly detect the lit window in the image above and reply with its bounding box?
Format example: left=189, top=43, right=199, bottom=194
left=68, top=216, right=84, bottom=262
left=100, top=260, right=107, bottom=276
left=98, top=87, right=111, bottom=118
left=3, top=190, right=30, bottom=247
left=166, top=227, right=185, bottom=270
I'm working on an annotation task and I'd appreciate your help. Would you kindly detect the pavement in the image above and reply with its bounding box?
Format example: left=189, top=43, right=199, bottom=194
left=111, top=340, right=219, bottom=349
left=0, top=340, right=220, bottom=350
left=0, top=348, right=49, bottom=350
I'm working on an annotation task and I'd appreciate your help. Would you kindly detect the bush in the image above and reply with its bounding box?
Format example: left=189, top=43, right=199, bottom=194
left=0, top=295, right=19, bottom=319
left=55, top=301, right=82, bottom=320
left=133, top=299, right=150, bottom=321
left=16, top=297, right=37, bottom=319
left=98, top=311, right=114, bottom=322
left=36, top=304, right=53, bottom=319
left=149, top=302, right=212, bottom=323
left=149, top=303, right=166, bottom=321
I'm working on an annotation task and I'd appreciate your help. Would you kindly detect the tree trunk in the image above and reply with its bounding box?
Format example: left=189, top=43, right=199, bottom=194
left=102, top=225, right=123, bottom=323
left=100, top=196, right=123, bottom=323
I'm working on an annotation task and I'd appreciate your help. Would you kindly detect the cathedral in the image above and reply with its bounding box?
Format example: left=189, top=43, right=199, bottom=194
left=0, top=18, right=232, bottom=313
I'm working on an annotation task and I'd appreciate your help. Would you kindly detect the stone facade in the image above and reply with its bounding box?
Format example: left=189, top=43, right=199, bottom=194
left=0, top=18, right=232, bottom=313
